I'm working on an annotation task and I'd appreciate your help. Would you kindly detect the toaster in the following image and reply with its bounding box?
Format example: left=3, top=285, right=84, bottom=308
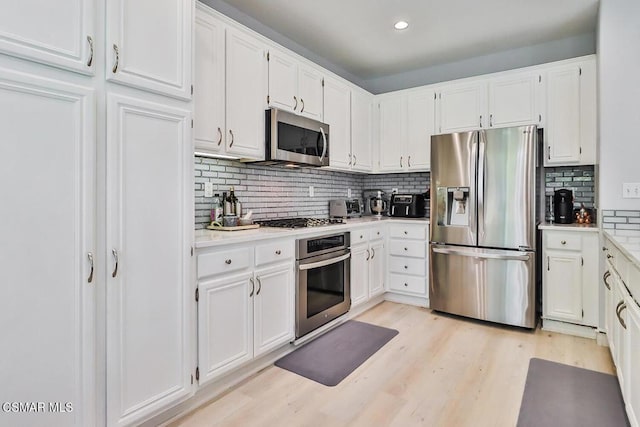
left=389, top=193, right=426, bottom=218
left=329, top=199, right=363, bottom=218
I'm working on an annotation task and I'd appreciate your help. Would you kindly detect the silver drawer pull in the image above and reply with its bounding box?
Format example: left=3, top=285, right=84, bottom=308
left=404, top=265, right=408, bottom=269
left=87, top=252, right=94, bottom=283
left=111, top=249, right=119, bottom=278
left=225, top=259, right=232, bottom=264
left=561, top=240, right=567, bottom=245
left=404, top=231, right=408, bottom=235
left=404, top=283, right=408, bottom=287
left=275, top=250, right=281, bottom=255
left=404, top=247, right=408, bottom=251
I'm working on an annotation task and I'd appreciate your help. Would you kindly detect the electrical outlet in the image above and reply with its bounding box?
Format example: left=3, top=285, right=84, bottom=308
left=622, top=183, right=640, bottom=198
left=204, top=182, right=214, bottom=198
left=309, top=186, right=314, bottom=197
left=347, top=188, right=352, bottom=198
left=392, top=188, right=399, bottom=194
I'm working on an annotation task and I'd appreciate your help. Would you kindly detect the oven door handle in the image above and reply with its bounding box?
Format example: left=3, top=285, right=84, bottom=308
left=299, top=252, right=350, bottom=271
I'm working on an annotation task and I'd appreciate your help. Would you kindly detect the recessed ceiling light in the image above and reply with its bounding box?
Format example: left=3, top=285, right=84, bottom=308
left=394, top=21, right=409, bottom=30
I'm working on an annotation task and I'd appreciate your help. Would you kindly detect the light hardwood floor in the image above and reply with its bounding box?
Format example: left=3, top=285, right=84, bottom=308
left=172, top=302, right=614, bottom=427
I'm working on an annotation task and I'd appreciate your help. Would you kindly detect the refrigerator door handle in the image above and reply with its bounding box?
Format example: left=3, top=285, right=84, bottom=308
left=432, top=246, right=531, bottom=261
left=477, top=131, right=486, bottom=241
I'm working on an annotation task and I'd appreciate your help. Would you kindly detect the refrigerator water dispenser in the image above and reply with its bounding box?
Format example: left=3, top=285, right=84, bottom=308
left=436, top=187, right=470, bottom=226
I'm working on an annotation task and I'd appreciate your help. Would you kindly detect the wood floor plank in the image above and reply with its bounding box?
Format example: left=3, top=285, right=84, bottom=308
left=171, top=302, right=614, bottom=427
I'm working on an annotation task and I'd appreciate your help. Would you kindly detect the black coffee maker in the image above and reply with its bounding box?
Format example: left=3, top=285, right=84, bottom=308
left=554, top=189, right=574, bottom=224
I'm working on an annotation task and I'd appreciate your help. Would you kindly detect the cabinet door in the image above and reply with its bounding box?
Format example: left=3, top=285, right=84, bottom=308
left=612, top=280, right=628, bottom=391
left=351, top=90, right=373, bottom=172
left=0, top=69, right=96, bottom=427
left=254, top=264, right=294, bottom=357
left=579, top=59, right=597, bottom=165
left=546, top=65, right=581, bottom=165
left=324, top=77, right=351, bottom=170
left=267, top=48, right=298, bottom=113
left=298, top=64, right=323, bottom=120
left=198, top=272, right=253, bottom=386
left=378, top=95, right=406, bottom=172
left=543, top=250, right=583, bottom=322
left=106, top=94, right=192, bottom=426
left=488, top=73, right=540, bottom=128
left=350, top=245, right=370, bottom=307
left=225, top=26, right=266, bottom=159
left=437, top=81, right=487, bottom=133
left=194, top=5, right=225, bottom=154
left=369, top=241, right=385, bottom=298
left=626, top=299, right=640, bottom=427
left=0, top=0, right=95, bottom=74
left=106, top=0, right=193, bottom=100
left=407, top=88, right=435, bottom=170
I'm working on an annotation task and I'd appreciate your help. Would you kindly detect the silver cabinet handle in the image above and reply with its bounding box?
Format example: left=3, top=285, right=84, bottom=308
left=400, top=156, right=403, bottom=167
left=479, top=115, right=483, bottom=128
left=603, top=271, right=612, bottom=290
left=217, top=127, right=222, bottom=146
left=616, top=301, right=627, bottom=329
left=112, top=44, right=119, bottom=73
left=408, top=156, right=411, bottom=167
left=366, top=249, right=370, bottom=261
left=86, top=36, right=94, bottom=67
left=225, top=259, right=232, bottom=264
left=371, top=248, right=375, bottom=259
left=249, top=277, right=254, bottom=297
left=293, top=96, right=298, bottom=111
left=547, top=145, right=551, bottom=160
left=111, top=249, right=119, bottom=278
left=300, top=98, right=305, bottom=113
left=319, top=127, right=327, bottom=162
left=348, top=153, right=352, bottom=166
left=561, top=240, right=567, bottom=245
left=87, top=252, right=94, bottom=283
left=602, top=246, right=609, bottom=252
left=353, top=154, right=357, bottom=166
left=299, top=252, right=350, bottom=270
left=275, top=250, right=281, bottom=255
left=229, top=129, right=234, bottom=147
left=489, top=114, right=493, bottom=127
left=256, top=277, right=262, bottom=295
left=607, top=254, right=613, bottom=259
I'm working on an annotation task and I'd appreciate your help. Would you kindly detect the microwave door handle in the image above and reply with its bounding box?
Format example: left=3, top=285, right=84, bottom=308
left=319, top=127, right=327, bottom=162
left=299, top=252, right=350, bottom=271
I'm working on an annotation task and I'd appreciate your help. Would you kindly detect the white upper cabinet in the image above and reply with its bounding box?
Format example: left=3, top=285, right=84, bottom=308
left=488, top=73, right=541, bottom=128
left=378, top=89, right=434, bottom=172
left=0, top=0, right=95, bottom=74
left=0, top=68, right=96, bottom=427
left=225, top=26, right=267, bottom=158
left=351, top=89, right=374, bottom=172
left=106, top=93, right=193, bottom=427
left=194, top=5, right=225, bottom=154
left=544, top=57, right=597, bottom=166
left=324, top=76, right=352, bottom=169
left=106, top=0, right=193, bottom=100
left=194, top=5, right=266, bottom=160
left=267, top=48, right=323, bottom=120
left=436, top=81, right=486, bottom=133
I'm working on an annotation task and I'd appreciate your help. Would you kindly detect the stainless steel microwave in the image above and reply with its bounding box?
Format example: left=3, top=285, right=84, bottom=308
left=263, top=108, right=329, bottom=167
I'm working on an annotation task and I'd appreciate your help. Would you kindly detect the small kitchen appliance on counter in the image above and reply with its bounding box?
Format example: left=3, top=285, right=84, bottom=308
left=554, top=189, right=574, bottom=224
left=362, top=189, right=389, bottom=216
left=389, top=193, right=426, bottom=218
left=329, top=199, right=363, bottom=219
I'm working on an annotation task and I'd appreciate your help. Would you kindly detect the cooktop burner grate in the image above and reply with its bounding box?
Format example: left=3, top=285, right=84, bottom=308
left=255, top=217, right=345, bottom=228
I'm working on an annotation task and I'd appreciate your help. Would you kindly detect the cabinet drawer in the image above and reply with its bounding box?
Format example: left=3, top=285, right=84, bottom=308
left=198, top=247, right=252, bottom=278
left=389, top=223, right=427, bottom=240
left=388, top=273, right=427, bottom=295
left=370, top=227, right=386, bottom=241
left=545, top=232, right=581, bottom=251
left=255, top=240, right=294, bottom=267
left=389, top=240, right=426, bottom=258
left=351, top=229, right=370, bottom=246
left=389, top=256, right=426, bottom=276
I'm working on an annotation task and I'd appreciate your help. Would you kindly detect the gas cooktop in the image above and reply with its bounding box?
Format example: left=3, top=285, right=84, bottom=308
left=255, top=217, right=344, bottom=229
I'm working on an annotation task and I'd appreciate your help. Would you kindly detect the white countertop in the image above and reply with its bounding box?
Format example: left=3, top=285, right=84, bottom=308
left=603, top=228, right=640, bottom=268
left=195, top=217, right=430, bottom=249
left=538, top=222, right=599, bottom=232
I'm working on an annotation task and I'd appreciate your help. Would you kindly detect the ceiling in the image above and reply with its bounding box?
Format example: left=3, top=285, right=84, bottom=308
left=219, top=0, right=599, bottom=80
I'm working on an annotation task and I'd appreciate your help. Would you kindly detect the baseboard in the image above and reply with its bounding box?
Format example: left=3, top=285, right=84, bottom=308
left=384, top=292, right=429, bottom=308
left=541, top=318, right=598, bottom=339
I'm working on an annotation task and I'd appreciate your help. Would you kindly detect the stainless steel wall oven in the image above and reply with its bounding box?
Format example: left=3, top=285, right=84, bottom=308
left=296, top=232, right=351, bottom=338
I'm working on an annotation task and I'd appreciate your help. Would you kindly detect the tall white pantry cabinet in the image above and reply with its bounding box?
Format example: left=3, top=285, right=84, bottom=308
left=0, top=1, right=195, bottom=427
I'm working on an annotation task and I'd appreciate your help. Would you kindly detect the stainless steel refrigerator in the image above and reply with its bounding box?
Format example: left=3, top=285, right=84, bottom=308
left=429, top=125, right=542, bottom=328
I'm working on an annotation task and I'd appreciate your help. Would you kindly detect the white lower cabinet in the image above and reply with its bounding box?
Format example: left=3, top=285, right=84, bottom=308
left=197, top=239, right=294, bottom=386
left=0, top=68, right=96, bottom=427
left=350, top=227, right=386, bottom=308
left=106, top=93, right=193, bottom=427
left=386, top=223, right=429, bottom=298
left=541, top=229, right=598, bottom=329
left=627, top=298, right=640, bottom=426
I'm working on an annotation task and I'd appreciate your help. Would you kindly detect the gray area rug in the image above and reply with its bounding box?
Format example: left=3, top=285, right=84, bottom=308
left=517, top=358, right=629, bottom=427
left=275, top=320, right=398, bottom=386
